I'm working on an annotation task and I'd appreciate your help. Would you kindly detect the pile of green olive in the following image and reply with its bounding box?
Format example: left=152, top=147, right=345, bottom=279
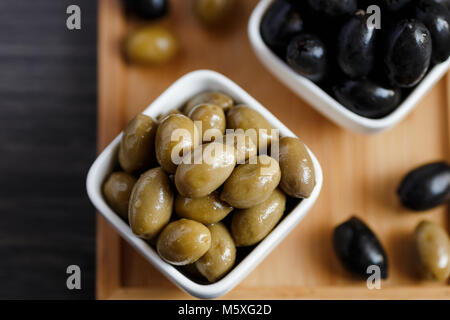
left=103, top=90, right=316, bottom=283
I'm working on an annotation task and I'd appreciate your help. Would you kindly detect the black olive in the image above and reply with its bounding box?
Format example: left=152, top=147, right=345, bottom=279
left=426, top=0, right=450, bottom=10
left=307, top=0, right=357, bottom=16
left=333, top=79, right=401, bottom=118
left=333, top=217, right=388, bottom=279
left=358, top=0, right=411, bottom=11
left=260, top=0, right=303, bottom=55
left=286, top=33, right=327, bottom=82
left=123, top=0, right=168, bottom=20
left=415, top=0, right=450, bottom=62
left=398, top=162, right=450, bottom=211
left=385, top=19, right=432, bottom=88
left=337, top=10, right=377, bottom=78
left=382, top=0, right=412, bottom=11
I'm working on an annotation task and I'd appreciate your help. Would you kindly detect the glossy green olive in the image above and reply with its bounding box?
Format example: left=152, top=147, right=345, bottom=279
left=195, top=223, right=236, bottom=282
left=175, top=142, right=236, bottom=198
left=414, top=221, right=450, bottom=281
left=119, top=114, right=157, bottom=174
left=188, top=103, right=226, bottom=142
left=184, top=91, right=234, bottom=115
left=124, top=25, right=179, bottom=65
left=279, top=137, right=315, bottom=198
left=156, top=109, right=182, bottom=121
left=231, top=189, right=286, bottom=246
left=157, top=219, right=211, bottom=265
left=175, top=191, right=233, bottom=224
left=221, top=155, right=281, bottom=208
left=155, top=114, right=200, bottom=174
left=223, top=132, right=257, bottom=164
left=103, top=172, right=137, bottom=220
left=194, top=0, right=236, bottom=26
left=128, top=167, right=174, bottom=239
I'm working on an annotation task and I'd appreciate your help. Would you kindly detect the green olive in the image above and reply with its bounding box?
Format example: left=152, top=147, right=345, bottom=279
left=157, top=109, right=182, bottom=121
left=195, top=223, right=236, bottom=282
left=223, top=132, right=257, bottom=164
left=194, top=0, right=236, bottom=26
left=175, top=191, right=233, bottom=224
left=119, top=114, right=157, bottom=174
left=188, top=103, right=226, bottom=142
left=231, top=189, right=286, bottom=246
left=221, top=155, right=281, bottom=208
left=414, top=221, right=450, bottom=281
left=124, top=25, right=179, bottom=65
left=155, top=114, right=200, bottom=174
left=103, top=172, right=137, bottom=220
left=184, top=91, right=234, bottom=115
left=279, top=137, right=316, bottom=198
left=157, top=219, right=211, bottom=265
left=128, top=167, right=174, bottom=240
left=226, top=105, right=277, bottom=150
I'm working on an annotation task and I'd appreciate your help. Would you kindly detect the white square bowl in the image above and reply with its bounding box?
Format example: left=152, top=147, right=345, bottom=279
left=86, top=70, right=323, bottom=299
left=248, top=0, right=450, bottom=134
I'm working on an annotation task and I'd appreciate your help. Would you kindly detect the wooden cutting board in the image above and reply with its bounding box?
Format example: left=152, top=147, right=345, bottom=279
left=97, top=0, right=450, bottom=299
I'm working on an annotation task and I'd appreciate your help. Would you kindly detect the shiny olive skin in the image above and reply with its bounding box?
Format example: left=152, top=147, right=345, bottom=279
left=385, top=19, right=432, bottom=88
left=195, top=223, right=236, bottom=282
left=103, top=172, right=137, bottom=220
left=123, top=0, right=168, bottom=20
left=333, top=80, right=401, bottom=118
left=155, top=114, right=200, bottom=174
left=223, top=132, right=257, bottom=164
left=157, top=219, right=211, bottom=265
left=175, top=191, right=233, bottom=224
left=260, top=0, right=303, bottom=53
left=175, top=142, right=236, bottom=198
left=194, top=0, right=236, bottom=26
left=337, top=11, right=377, bottom=78
left=119, top=114, right=157, bottom=174
left=221, top=155, right=281, bottom=209
left=188, top=103, right=226, bottom=142
left=427, top=0, right=450, bottom=10
left=184, top=91, right=234, bottom=115
left=128, top=167, right=174, bottom=240
left=415, top=0, right=450, bottom=63
left=226, top=105, right=276, bottom=150
left=333, top=217, right=389, bottom=279
left=279, top=137, right=315, bottom=199
left=307, top=0, right=357, bottom=16
left=397, top=162, right=450, bottom=211
left=286, top=33, right=327, bottom=83
left=414, top=221, right=450, bottom=281
left=156, top=109, right=182, bottom=121
left=231, top=189, right=286, bottom=247
left=124, top=26, right=178, bottom=65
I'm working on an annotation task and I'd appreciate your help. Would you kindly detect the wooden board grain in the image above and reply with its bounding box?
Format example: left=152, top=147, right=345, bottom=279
left=97, top=0, right=450, bottom=299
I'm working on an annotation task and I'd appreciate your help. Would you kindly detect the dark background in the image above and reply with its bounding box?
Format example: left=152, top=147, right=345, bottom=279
left=0, top=0, right=97, bottom=299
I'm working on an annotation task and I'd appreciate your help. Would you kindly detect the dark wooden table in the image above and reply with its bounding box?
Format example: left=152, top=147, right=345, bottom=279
left=0, top=0, right=97, bottom=299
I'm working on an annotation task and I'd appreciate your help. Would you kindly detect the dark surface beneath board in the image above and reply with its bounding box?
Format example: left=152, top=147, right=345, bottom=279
left=0, top=0, right=97, bottom=299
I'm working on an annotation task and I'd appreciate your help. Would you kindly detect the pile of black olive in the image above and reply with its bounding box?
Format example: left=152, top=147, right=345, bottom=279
left=261, top=0, right=450, bottom=119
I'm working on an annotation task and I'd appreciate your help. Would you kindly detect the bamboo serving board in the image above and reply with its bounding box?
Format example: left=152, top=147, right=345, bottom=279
left=97, top=0, right=450, bottom=299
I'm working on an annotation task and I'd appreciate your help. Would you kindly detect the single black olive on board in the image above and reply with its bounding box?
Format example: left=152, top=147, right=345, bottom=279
left=122, top=0, right=169, bottom=20
left=333, top=79, right=401, bottom=118
left=397, top=162, right=450, bottom=211
left=286, top=33, right=327, bottom=82
left=415, top=0, right=450, bottom=63
left=333, top=217, right=389, bottom=279
left=337, top=10, right=377, bottom=78
left=260, top=0, right=303, bottom=54
left=384, top=19, right=432, bottom=88
left=307, top=0, right=357, bottom=16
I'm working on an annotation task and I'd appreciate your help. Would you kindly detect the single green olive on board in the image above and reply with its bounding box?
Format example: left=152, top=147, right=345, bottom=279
left=175, top=191, right=233, bottom=224
left=278, top=137, right=315, bottom=198
left=193, top=0, right=236, bottom=26
left=128, top=167, right=174, bottom=240
left=231, top=188, right=286, bottom=247
left=223, top=132, right=257, bottom=164
left=124, top=25, right=179, bottom=65
left=195, top=223, right=236, bottom=282
left=103, top=172, right=137, bottom=220
left=221, top=155, right=281, bottom=209
left=118, top=114, right=157, bottom=174
left=155, top=114, right=200, bottom=174
left=157, top=219, right=212, bottom=265
left=188, top=103, right=226, bottom=142
left=184, top=91, right=234, bottom=115
left=414, top=220, right=450, bottom=281
left=175, top=142, right=236, bottom=198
